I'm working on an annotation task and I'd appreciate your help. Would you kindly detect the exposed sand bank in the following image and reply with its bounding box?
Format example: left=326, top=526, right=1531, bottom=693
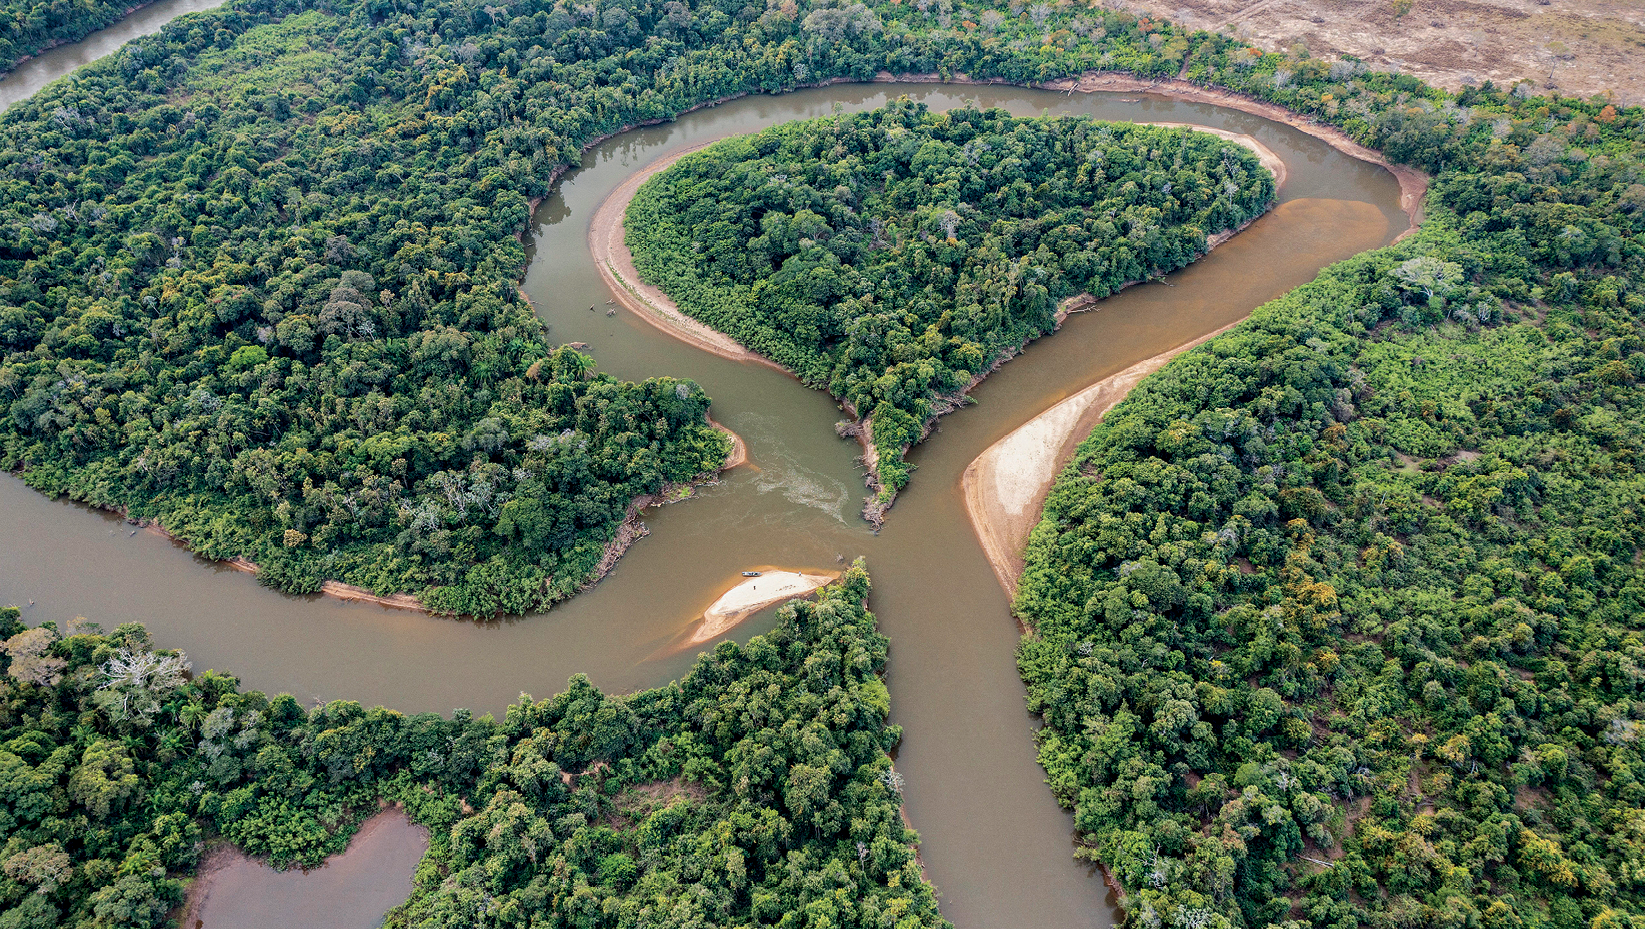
left=963, top=195, right=1392, bottom=596
left=684, top=570, right=837, bottom=646
left=963, top=320, right=1241, bottom=596
left=589, top=142, right=790, bottom=373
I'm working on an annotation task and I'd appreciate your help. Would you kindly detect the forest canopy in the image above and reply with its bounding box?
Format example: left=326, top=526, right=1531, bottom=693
left=1016, top=42, right=1645, bottom=929
left=0, top=564, right=948, bottom=929
left=0, top=0, right=1233, bottom=601
left=627, top=102, right=1273, bottom=516
left=7, top=0, right=1645, bottom=925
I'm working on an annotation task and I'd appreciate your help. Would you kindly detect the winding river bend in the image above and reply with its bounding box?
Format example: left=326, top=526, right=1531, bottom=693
left=0, top=23, right=1407, bottom=928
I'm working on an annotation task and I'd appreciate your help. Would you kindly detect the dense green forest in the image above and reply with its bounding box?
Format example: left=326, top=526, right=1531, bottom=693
left=628, top=103, right=1272, bottom=516
left=0, top=0, right=1222, bottom=608
left=9, top=0, right=1645, bottom=925
left=0, top=564, right=946, bottom=928
left=1016, top=52, right=1645, bottom=929
left=0, top=0, right=135, bottom=72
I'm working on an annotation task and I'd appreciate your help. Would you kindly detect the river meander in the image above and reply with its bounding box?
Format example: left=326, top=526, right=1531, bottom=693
left=1, top=44, right=1406, bottom=928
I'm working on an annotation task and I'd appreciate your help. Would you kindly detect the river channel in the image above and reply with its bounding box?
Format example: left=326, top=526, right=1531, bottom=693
left=0, top=22, right=1407, bottom=927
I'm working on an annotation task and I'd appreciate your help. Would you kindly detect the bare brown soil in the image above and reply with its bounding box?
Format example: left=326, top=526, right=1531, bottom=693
left=1122, top=0, right=1645, bottom=104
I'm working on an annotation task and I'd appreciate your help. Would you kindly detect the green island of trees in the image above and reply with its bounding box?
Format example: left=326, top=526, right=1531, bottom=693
left=627, top=102, right=1273, bottom=517
left=0, top=0, right=140, bottom=73
left=1015, top=50, right=1645, bottom=929
left=0, top=563, right=948, bottom=929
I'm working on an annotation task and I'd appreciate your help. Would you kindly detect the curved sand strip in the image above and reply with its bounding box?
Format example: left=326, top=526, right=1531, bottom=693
left=962, top=320, right=1240, bottom=596
left=685, top=570, right=838, bottom=646
left=964, top=198, right=1390, bottom=595
left=590, top=143, right=790, bottom=374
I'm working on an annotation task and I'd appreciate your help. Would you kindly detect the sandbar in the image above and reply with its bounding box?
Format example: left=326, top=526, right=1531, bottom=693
left=685, top=570, right=838, bottom=646
left=589, top=143, right=790, bottom=373
left=963, top=322, right=1241, bottom=596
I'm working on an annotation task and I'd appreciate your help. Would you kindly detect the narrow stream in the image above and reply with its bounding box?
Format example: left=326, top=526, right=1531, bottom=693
left=0, top=48, right=1405, bottom=928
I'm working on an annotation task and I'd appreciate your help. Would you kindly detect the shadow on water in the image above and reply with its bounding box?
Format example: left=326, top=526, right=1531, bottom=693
left=0, top=81, right=1405, bottom=928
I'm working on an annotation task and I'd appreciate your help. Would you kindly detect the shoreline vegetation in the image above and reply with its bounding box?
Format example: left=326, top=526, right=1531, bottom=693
left=176, top=805, right=426, bottom=929
left=2, top=566, right=947, bottom=929
left=121, top=411, right=747, bottom=616
left=611, top=88, right=1282, bottom=523
left=0, top=0, right=162, bottom=76
left=962, top=318, right=1244, bottom=595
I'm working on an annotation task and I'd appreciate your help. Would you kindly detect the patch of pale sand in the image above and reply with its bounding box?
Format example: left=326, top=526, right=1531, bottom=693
left=1138, top=122, right=1288, bottom=190
left=685, top=571, right=838, bottom=646
left=589, top=141, right=789, bottom=373
left=962, top=198, right=1390, bottom=596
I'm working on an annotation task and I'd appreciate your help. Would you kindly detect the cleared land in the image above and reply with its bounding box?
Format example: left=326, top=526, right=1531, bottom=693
left=1127, top=0, right=1645, bottom=103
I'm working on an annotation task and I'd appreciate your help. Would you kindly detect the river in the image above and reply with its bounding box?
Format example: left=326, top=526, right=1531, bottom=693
left=0, top=0, right=227, bottom=113
left=0, top=19, right=1406, bottom=928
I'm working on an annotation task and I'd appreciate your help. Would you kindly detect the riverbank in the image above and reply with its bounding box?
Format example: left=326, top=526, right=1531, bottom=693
left=591, top=101, right=1291, bottom=528
left=115, top=411, right=746, bottom=617
left=684, top=569, right=838, bottom=646
left=590, top=141, right=792, bottom=372
left=1139, top=121, right=1288, bottom=189
left=875, top=70, right=1427, bottom=233
left=962, top=320, right=1244, bottom=596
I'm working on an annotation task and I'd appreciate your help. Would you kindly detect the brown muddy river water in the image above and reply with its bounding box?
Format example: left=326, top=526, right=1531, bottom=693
left=0, top=0, right=228, bottom=113
left=0, top=60, right=1406, bottom=929
left=184, top=809, right=428, bottom=929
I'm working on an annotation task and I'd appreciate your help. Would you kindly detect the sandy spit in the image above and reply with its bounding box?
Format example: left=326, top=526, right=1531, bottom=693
left=962, top=320, right=1243, bottom=596
left=684, top=570, right=838, bottom=647
left=589, top=142, right=791, bottom=373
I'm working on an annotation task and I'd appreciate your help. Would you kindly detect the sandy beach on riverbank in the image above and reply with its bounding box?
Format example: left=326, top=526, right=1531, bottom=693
left=590, top=143, right=791, bottom=372
left=684, top=570, right=837, bottom=646
left=962, top=320, right=1241, bottom=596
